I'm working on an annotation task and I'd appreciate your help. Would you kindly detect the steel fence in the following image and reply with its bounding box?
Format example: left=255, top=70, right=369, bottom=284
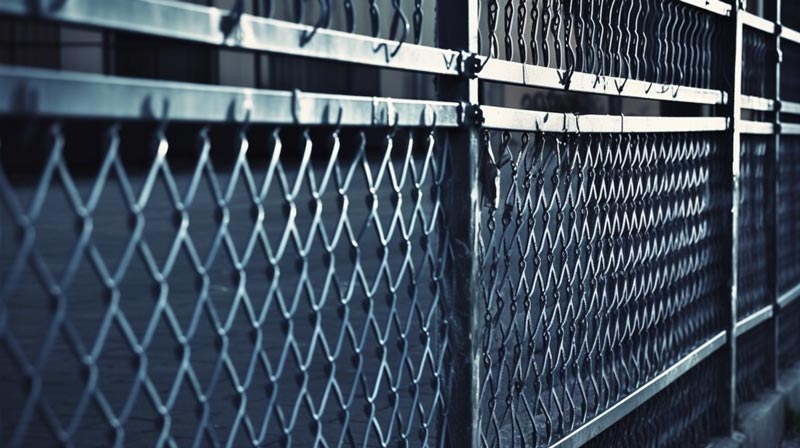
left=0, top=0, right=799, bottom=447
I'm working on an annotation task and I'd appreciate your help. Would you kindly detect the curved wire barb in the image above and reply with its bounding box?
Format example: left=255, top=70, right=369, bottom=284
left=479, top=0, right=722, bottom=90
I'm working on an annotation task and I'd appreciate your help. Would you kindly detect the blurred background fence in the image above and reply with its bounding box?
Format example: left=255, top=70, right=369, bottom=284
left=0, top=0, right=798, bottom=446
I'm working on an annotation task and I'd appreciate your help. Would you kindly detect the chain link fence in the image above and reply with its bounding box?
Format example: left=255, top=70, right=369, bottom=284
left=0, top=0, right=798, bottom=447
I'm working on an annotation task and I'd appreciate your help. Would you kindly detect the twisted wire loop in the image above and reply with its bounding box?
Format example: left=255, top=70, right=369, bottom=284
left=778, top=136, right=800, bottom=295
left=250, top=0, right=425, bottom=47
left=586, top=353, right=727, bottom=448
left=735, top=324, right=773, bottom=405
left=737, top=136, right=770, bottom=319
left=477, top=130, right=728, bottom=447
left=742, top=29, right=770, bottom=98
left=479, top=0, right=721, bottom=89
left=0, top=118, right=451, bottom=447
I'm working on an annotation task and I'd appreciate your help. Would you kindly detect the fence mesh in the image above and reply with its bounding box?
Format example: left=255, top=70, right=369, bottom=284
left=737, top=135, right=770, bottom=319
left=742, top=28, right=771, bottom=98
left=476, top=130, right=728, bottom=447
left=781, top=41, right=800, bottom=104
left=479, top=0, right=721, bottom=89
left=779, top=299, right=800, bottom=372
left=735, top=323, right=773, bottom=404
left=586, top=352, right=727, bottom=448
left=778, top=136, right=800, bottom=296
left=0, top=118, right=451, bottom=447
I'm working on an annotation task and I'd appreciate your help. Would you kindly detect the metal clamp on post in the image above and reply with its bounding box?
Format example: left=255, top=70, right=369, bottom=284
left=372, top=97, right=397, bottom=127
left=458, top=51, right=484, bottom=79
left=457, top=102, right=484, bottom=127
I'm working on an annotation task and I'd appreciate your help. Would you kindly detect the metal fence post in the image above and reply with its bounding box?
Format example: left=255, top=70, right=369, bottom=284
left=727, top=1, right=745, bottom=435
left=436, top=0, right=481, bottom=446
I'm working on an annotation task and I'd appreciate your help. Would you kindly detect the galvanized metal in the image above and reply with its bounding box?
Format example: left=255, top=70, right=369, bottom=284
left=0, top=0, right=462, bottom=75
left=481, top=106, right=728, bottom=132
left=740, top=120, right=776, bottom=134
left=741, top=10, right=777, bottom=34
left=735, top=305, right=775, bottom=337
left=0, top=0, right=797, bottom=447
left=741, top=95, right=776, bottom=111
left=0, top=66, right=461, bottom=126
left=550, top=332, right=727, bottom=448
left=478, top=59, right=728, bottom=105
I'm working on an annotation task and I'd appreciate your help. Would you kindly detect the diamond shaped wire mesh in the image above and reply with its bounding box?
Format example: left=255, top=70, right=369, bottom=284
left=781, top=40, right=800, bottom=104
left=479, top=0, right=721, bottom=89
left=737, top=135, right=770, bottom=319
left=585, top=352, right=727, bottom=448
left=477, top=130, right=728, bottom=447
left=779, top=299, right=800, bottom=372
left=0, top=118, right=451, bottom=447
left=735, top=323, right=773, bottom=404
left=742, top=28, right=771, bottom=98
left=778, top=136, right=800, bottom=296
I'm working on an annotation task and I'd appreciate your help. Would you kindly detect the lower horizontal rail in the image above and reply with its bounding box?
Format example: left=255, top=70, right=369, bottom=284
left=734, top=305, right=774, bottom=338
left=780, top=123, right=800, bottom=135
left=781, top=100, right=800, bottom=115
left=740, top=120, right=775, bottom=134
left=550, top=332, right=728, bottom=448
left=741, top=95, right=776, bottom=112
left=778, top=282, right=800, bottom=309
left=478, top=58, right=727, bottom=105
left=0, top=66, right=460, bottom=126
left=481, top=106, right=729, bottom=133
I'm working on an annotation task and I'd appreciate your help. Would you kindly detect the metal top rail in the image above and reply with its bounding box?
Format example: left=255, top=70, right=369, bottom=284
left=0, top=0, right=462, bottom=76
left=0, top=66, right=461, bottom=126
left=481, top=106, right=729, bottom=133
left=741, top=10, right=777, bottom=34
left=0, top=0, right=735, bottom=105
left=678, top=0, right=732, bottom=16
left=478, top=59, right=728, bottom=106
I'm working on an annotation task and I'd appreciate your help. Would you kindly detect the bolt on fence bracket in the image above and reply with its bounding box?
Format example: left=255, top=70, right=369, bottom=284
left=457, top=102, right=484, bottom=127
left=457, top=51, right=484, bottom=79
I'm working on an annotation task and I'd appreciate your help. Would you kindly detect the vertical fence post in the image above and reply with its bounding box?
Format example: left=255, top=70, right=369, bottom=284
left=771, top=0, right=783, bottom=385
left=436, top=0, right=481, bottom=446
left=726, top=1, right=745, bottom=435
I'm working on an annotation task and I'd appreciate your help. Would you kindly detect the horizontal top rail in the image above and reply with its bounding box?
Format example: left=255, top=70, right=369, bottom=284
left=0, top=0, right=461, bottom=76
left=778, top=283, right=800, bottom=309
left=741, top=95, right=776, bottom=112
left=0, top=66, right=460, bottom=126
left=781, top=101, right=800, bottom=115
left=677, top=0, right=732, bottom=16
left=782, top=123, right=800, bottom=135
left=740, top=11, right=776, bottom=34
left=481, top=106, right=729, bottom=133
left=478, top=58, right=728, bottom=106
left=782, top=26, right=800, bottom=45
left=550, top=332, right=727, bottom=448
left=734, top=305, right=774, bottom=338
